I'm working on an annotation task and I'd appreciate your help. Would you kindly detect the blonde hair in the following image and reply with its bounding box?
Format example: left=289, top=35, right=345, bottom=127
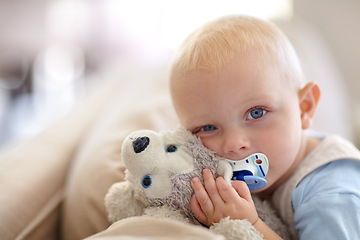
left=170, top=15, right=304, bottom=87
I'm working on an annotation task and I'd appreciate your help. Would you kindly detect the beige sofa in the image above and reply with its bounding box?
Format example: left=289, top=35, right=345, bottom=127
left=0, top=66, right=204, bottom=240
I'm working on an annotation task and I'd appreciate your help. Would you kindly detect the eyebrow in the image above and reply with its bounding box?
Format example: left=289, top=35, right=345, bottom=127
left=183, top=115, right=213, bottom=130
left=241, top=92, right=279, bottom=106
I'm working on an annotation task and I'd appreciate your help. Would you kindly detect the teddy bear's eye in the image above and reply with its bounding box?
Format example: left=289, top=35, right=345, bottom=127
left=166, top=145, right=178, bottom=153
left=142, top=175, right=152, bottom=188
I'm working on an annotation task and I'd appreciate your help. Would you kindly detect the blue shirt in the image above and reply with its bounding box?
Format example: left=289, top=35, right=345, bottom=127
left=292, top=159, right=360, bottom=239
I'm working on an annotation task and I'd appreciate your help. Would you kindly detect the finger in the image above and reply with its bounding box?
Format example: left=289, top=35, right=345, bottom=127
left=202, top=169, right=224, bottom=205
left=216, top=176, right=239, bottom=203
left=191, top=177, right=214, bottom=217
left=190, top=194, right=207, bottom=224
left=231, top=180, right=252, bottom=201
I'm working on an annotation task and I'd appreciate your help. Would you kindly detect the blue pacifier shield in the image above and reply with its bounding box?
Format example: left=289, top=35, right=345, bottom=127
left=244, top=176, right=267, bottom=191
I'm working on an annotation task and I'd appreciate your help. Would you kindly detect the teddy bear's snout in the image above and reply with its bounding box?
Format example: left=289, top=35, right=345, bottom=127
left=132, top=136, right=150, bottom=153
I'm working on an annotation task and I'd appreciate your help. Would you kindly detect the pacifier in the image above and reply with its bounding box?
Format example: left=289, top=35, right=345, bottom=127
left=227, top=153, right=269, bottom=191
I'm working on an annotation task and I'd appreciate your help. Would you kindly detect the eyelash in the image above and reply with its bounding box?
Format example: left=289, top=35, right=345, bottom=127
left=193, top=125, right=217, bottom=134
left=246, top=107, right=268, bottom=120
left=193, top=106, right=268, bottom=134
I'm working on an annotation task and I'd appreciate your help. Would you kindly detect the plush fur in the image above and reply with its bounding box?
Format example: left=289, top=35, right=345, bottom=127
left=105, top=127, right=290, bottom=240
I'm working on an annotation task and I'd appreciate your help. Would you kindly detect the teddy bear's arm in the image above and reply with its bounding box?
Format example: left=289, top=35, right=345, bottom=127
left=217, top=160, right=233, bottom=183
left=105, top=182, right=145, bottom=223
left=210, top=217, right=263, bottom=240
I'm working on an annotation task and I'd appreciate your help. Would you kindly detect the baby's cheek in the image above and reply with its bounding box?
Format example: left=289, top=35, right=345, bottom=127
left=201, top=139, right=211, bottom=150
left=267, top=158, right=292, bottom=183
left=201, top=138, right=220, bottom=154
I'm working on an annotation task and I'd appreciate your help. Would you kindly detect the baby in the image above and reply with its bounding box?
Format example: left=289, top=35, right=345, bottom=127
left=169, top=15, right=360, bottom=239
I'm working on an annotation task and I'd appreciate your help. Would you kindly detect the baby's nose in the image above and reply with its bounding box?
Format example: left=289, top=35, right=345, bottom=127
left=132, top=136, right=150, bottom=153
left=222, top=131, right=249, bottom=155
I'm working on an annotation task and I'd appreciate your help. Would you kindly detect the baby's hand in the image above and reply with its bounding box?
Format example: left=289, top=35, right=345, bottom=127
left=191, top=168, right=258, bottom=227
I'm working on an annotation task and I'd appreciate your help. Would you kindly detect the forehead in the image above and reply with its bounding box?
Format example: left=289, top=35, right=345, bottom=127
left=172, top=52, right=285, bottom=96
left=171, top=55, right=295, bottom=122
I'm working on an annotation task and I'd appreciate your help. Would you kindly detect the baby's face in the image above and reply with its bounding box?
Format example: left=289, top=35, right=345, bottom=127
left=171, top=56, right=306, bottom=191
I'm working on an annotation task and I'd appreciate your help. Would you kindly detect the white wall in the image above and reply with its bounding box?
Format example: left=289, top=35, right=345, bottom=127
left=293, top=0, right=360, bottom=146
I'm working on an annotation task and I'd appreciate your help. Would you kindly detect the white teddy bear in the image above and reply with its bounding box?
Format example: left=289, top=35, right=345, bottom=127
left=105, top=127, right=290, bottom=240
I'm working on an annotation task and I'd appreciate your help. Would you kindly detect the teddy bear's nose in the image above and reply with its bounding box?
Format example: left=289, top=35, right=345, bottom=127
left=132, top=136, right=150, bottom=153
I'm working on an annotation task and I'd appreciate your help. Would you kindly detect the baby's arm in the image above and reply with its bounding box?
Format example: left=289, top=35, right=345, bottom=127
left=293, top=160, right=360, bottom=239
left=191, top=168, right=282, bottom=240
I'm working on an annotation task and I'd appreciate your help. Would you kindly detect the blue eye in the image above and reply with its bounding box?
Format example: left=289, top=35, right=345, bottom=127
left=201, top=125, right=217, bottom=132
left=248, top=108, right=267, bottom=120
left=142, top=175, right=152, bottom=188
left=166, top=145, right=178, bottom=153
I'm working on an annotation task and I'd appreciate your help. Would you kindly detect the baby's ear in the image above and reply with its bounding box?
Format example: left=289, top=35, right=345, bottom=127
left=104, top=181, right=145, bottom=223
left=298, top=82, right=321, bottom=129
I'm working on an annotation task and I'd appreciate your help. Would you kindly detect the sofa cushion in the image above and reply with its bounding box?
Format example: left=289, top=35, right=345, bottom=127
left=84, top=216, right=224, bottom=240
left=61, top=67, right=179, bottom=240
left=0, top=76, right=126, bottom=240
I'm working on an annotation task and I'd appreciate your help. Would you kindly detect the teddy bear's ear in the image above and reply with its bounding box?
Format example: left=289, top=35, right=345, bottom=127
left=105, top=181, right=145, bottom=223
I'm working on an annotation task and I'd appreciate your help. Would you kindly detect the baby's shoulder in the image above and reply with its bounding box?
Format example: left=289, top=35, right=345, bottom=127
left=292, top=159, right=360, bottom=240
left=295, top=159, right=360, bottom=202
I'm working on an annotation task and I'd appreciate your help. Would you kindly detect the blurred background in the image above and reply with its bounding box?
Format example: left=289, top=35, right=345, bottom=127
left=0, top=0, right=359, bottom=148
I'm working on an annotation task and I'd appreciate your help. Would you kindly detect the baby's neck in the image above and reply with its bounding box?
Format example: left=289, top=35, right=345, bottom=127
left=255, top=134, right=320, bottom=200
